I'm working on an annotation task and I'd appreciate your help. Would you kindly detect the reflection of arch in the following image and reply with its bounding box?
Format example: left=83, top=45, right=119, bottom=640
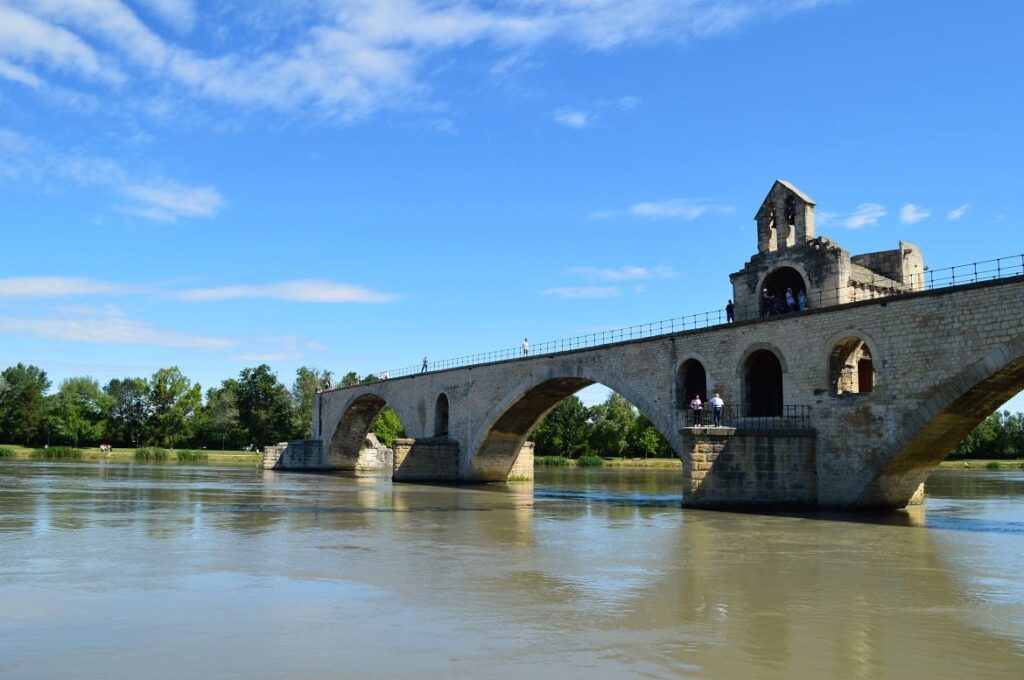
left=744, top=349, right=784, bottom=416
left=434, top=393, right=449, bottom=437
left=676, top=358, right=708, bottom=407
left=829, top=337, right=875, bottom=394
left=858, top=337, right=1024, bottom=507
left=761, top=266, right=808, bottom=314
left=468, top=372, right=676, bottom=481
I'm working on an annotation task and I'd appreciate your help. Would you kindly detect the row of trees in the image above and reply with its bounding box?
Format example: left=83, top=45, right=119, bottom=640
left=531, top=393, right=671, bottom=458
left=951, top=411, right=1024, bottom=459
left=0, top=363, right=395, bottom=450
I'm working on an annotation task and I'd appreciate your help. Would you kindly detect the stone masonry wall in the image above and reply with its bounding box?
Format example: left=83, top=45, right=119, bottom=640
left=680, top=429, right=816, bottom=507
left=508, top=442, right=534, bottom=481
left=263, top=439, right=323, bottom=470
left=392, top=438, right=459, bottom=482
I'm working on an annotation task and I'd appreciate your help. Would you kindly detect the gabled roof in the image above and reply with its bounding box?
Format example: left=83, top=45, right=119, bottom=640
left=772, top=179, right=816, bottom=206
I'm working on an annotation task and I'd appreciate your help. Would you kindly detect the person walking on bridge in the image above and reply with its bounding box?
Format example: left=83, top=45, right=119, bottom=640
left=421, top=356, right=428, bottom=373
left=522, top=338, right=529, bottom=357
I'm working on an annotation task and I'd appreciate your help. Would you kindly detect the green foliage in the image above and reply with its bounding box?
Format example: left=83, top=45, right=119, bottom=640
left=134, top=447, right=169, bottom=462
left=340, top=371, right=360, bottom=387
left=985, top=461, right=1001, bottom=469
left=627, top=415, right=671, bottom=457
left=200, top=384, right=242, bottom=450
left=371, top=406, right=405, bottom=447
left=149, top=367, right=202, bottom=448
left=0, top=364, right=52, bottom=445
left=30, top=446, right=82, bottom=460
left=531, top=396, right=590, bottom=457
left=952, top=411, right=1024, bottom=459
left=535, top=455, right=571, bottom=466
left=236, top=365, right=295, bottom=448
left=577, top=454, right=604, bottom=467
left=291, top=366, right=332, bottom=438
left=176, top=449, right=208, bottom=463
left=51, top=376, right=108, bottom=447
left=103, top=377, right=151, bottom=447
left=588, top=393, right=635, bottom=457
left=0, top=446, right=16, bottom=458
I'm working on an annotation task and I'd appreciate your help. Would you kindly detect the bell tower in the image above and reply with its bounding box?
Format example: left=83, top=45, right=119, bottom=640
left=755, top=180, right=816, bottom=253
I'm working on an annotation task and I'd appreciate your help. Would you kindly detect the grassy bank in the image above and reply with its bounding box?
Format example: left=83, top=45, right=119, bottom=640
left=0, top=444, right=260, bottom=466
left=535, top=455, right=681, bottom=469
left=938, top=459, right=1024, bottom=470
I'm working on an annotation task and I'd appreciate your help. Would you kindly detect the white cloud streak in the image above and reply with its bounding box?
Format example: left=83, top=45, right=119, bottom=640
left=0, top=277, right=129, bottom=297
left=948, top=204, right=970, bottom=220
left=553, top=108, right=589, bottom=128
left=176, top=280, right=398, bottom=303
left=900, top=203, right=930, bottom=224
left=630, top=199, right=730, bottom=220
left=0, top=1, right=837, bottom=121
left=844, top=203, right=886, bottom=229
left=570, top=265, right=677, bottom=282
left=542, top=286, right=621, bottom=299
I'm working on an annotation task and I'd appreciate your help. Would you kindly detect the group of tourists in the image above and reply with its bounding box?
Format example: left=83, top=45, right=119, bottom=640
left=760, top=286, right=807, bottom=317
left=689, top=393, right=725, bottom=427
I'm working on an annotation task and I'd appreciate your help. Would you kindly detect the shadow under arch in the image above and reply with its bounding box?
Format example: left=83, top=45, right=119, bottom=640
left=467, top=373, right=677, bottom=482
left=327, top=393, right=406, bottom=469
left=857, top=336, right=1024, bottom=507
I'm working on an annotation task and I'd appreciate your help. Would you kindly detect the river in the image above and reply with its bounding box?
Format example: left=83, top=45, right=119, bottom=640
left=1, top=462, right=1022, bottom=678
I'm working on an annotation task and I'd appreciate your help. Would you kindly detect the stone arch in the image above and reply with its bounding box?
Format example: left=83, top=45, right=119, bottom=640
left=857, top=336, right=1024, bottom=507
left=326, top=393, right=407, bottom=469
left=761, top=266, right=808, bottom=315
left=740, top=346, right=785, bottom=417
left=434, top=393, right=449, bottom=438
left=466, top=368, right=675, bottom=482
left=827, top=333, right=878, bottom=395
left=675, top=358, right=708, bottom=407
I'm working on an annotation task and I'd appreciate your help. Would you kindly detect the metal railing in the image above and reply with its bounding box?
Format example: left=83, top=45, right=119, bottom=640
left=368, top=252, right=1024, bottom=382
left=682, top=404, right=813, bottom=431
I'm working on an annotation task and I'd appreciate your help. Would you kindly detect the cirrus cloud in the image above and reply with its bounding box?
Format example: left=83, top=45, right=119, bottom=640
left=844, top=203, right=886, bottom=229
left=176, top=280, right=398, bottom=303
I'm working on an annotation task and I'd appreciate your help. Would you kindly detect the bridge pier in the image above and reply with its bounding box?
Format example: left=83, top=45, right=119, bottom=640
left=680, top=427, right=817, bottom=508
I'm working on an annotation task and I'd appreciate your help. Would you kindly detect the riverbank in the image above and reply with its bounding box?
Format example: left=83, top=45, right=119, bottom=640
left=0, top=444, right=260, bottom=465
left=938, top=459, right=1024, bottom=470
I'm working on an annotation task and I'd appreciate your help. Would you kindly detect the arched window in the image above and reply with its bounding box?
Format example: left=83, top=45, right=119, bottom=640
left=434, top=393, right=450, bottom=437
left=675, top=359, right=708, bottom=407
left=830, top=338, right=875, bottom=394
left=744, top=349, right=783, bottom=416
left=761, top=266, right=808, bottom=316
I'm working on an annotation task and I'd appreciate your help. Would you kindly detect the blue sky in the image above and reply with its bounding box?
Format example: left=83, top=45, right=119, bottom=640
left=0, top=0, right=1022, bottom=409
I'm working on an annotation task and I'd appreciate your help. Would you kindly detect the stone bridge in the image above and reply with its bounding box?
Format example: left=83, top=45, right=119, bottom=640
left=269, top=182, right=1024, bottom=510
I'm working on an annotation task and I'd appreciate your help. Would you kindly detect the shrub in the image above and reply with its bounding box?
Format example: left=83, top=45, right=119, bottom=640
left=0, top=446, right=15, bottom=458
left=535, top=455, right=571, bottom=467
left=30, top=446, right=83, bottom=460
left=577, top=454, right=604, bottom=467
left=176, top=449, right=208, bottom=463
left=985, top=461, right=1001, bottom=470
left=134, top=447, right=169, bottom=462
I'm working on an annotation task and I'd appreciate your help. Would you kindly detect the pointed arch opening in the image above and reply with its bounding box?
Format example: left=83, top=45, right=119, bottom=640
left=328, top=393, right=406, bottom=471
left=744, top=349, right=784, bottom=417
left=830, top=338, right=875, bottom=394
left=434, top=393, right=450, bottom=438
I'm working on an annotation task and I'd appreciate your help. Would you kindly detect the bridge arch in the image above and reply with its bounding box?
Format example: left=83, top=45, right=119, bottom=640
left=466, top=368, right=675, bottom=481
left=858, top=335, right=1024, bottom=507
left=326, top=392, right=410, bottom=469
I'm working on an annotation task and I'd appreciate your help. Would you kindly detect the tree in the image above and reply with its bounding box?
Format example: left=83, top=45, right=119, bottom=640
left=202, top=383, right=241, bottom=450
left=236, top=364, right=294, bottom=448
left=149, top=367, right=201, bottom=448
left=103, top=377, right=151, bottom=447
left=340, top=371, right=360, bottom=387
left=371, top=406, right=405, bottom=447
left=627, top=415, right=671, bottom=457
left=292, top=366, right=332, bottom=438
left=588, top=392, right=636, bottom=456
left=531, top=396, right=591, bottom=457
left=0, top=364, right=51, bottom=445
left=51, top=377, right=107, bottom=447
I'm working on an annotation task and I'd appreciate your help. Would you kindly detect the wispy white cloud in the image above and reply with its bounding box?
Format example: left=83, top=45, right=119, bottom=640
left=948, top=204, right=970, bottom=220
left=900, top=203, right=930, bottom=224
left=0, top=1, right=836, bottom=121
left=0, top=57, right=43, bottom=88
left=176, top=280, right=398, bottom=303
left=630, top=199, right=730, bottom=220
left=542, top=286, right=621, bottom=299
left=553, top=108, right=589, bottom=128
left=0, top=127, right=223, bottom=222
left=0, top=306, right=235, bottom=349
left=570, top=265, right=677, bottom=282
left=844, top=203, right=886, bottom=229
left=816, top=210, right=838, bottom=226
left=0, top=277, right=130, bottom=298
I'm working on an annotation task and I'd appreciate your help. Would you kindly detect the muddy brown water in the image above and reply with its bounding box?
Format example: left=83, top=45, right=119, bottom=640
left=1, top=462, right=1023, bottom=678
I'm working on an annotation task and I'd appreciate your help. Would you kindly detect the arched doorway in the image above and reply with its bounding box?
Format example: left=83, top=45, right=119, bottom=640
left=762, top=266, right=808, bottom=315
left=830, top=338, right=875, bottom=394
left=744, top=349, right=784, bottom=416
left=434, top=393, right=450, bottom=437
left=676, top=359, right=708, bottom=407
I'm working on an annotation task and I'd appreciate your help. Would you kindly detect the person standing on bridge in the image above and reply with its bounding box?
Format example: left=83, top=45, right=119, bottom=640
left=689, top=394, right=703, bottom=426
left=710, top=393, right=724, bottom=427
left=421, top=356, right=428, bottom=373
left=522, top=338, right=529, bottom=357
left=726, top=299, right=735, bottom=323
